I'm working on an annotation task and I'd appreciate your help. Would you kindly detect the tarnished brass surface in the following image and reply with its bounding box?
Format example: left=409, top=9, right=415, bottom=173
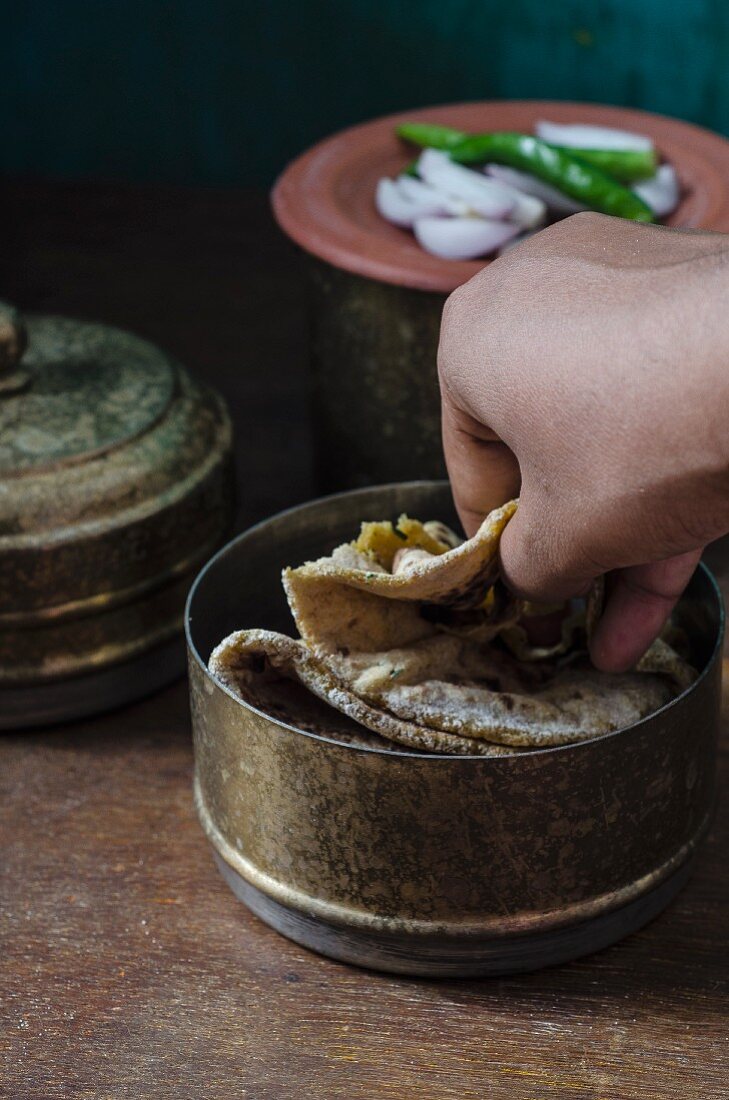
left=208, top=848, right=698, bottom=977
left=187, top=482, right=723, bottom=975
left=309, top=263, right=446, bottom=490
left=0, top=300, right=30, bottom=395
left=1, top=308, right=234, bottom=724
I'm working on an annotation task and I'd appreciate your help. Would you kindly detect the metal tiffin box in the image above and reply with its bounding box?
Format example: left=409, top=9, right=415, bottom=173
left=0, top=301, right=234, bottom=728
left=187, top=482, right=723, bottom=977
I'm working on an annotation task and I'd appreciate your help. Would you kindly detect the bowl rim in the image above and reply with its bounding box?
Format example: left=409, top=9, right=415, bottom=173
left=185, top=480, right=725, bottom=761
left=271, top=98, right=729, bottom=293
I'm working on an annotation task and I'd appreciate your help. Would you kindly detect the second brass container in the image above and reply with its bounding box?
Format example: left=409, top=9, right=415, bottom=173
left=307, top=261, right=446, bottom=489
left=0, top=305, right=234, bottom=728
left=187, top=482, right=722, bottom=976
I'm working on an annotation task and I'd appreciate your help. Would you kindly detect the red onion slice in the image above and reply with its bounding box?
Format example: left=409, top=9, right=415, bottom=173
left=485, top=163, right=587, bottom=216
left=417, top=149, right=545, bottom=228
left=535, top=120, right=653, bottom=152
left=414, top=216, right=520, bottom=260
left=396, top=174, right=468, bottom=215
left=375, top=177, right=455, bottom=227
left=497, top=189, right=545, bottom=230
left=632, top=164, right=680, bottom=217
left=416, top=149, right=516, bottom=220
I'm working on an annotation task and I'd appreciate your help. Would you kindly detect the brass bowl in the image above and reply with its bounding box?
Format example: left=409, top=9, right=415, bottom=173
left=186, top=482, right=723, bottom=976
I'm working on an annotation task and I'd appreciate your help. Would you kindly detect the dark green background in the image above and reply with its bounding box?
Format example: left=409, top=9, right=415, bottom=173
left=3, top=0, right=728, bottom=187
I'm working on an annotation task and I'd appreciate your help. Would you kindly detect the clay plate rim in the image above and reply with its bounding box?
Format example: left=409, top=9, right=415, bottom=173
left=272, top=99, right=729, bottom=293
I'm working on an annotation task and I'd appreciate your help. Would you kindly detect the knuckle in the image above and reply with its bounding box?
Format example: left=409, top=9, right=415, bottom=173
left=438, top=274, right=498, bottom=392
left=440, top=282, right=470, bottom=340
left=563, top=210, right=606, bottom=231
left=437, top=290, right=465, bottom=389
left=501, top=503, right=592, bottom=603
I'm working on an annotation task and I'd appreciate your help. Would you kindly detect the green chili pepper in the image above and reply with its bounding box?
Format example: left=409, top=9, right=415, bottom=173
left=396, top=123, right=656, bottom=180
left=452, top=134, right=654, bottom=221
left=550, top=145, right=656, bottom=181
left=396, top=123, right=654, bottom=223
left=397, top=122, right=471, bottom=152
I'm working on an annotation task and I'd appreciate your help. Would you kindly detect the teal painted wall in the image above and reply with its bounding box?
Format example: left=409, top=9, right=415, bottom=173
left=3, top=0, right=729, bottom=187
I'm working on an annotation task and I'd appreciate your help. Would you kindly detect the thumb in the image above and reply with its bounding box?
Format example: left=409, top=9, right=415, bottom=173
left=589, top=550, right=702, bottom=672
left=501, top=503, right=702, bottom=669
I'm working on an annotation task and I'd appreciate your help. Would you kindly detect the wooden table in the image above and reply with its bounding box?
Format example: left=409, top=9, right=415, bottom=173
left=1, top=182, right=728, bottom=1099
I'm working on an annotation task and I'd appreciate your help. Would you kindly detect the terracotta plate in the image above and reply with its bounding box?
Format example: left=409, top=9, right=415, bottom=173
left=272, top=100, right=729, bottom=293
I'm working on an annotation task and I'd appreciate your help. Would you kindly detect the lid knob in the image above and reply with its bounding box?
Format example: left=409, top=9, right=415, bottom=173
left=0, top=301, right=31, bottom=396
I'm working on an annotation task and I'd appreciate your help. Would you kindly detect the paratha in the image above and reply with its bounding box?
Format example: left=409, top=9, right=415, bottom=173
left=209, top=505, right=696, bottom=755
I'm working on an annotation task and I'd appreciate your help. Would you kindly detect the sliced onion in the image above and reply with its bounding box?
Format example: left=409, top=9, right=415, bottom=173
left=396, top=174, right=468, bottom=215
left=632, top=164, right=680, bottom=217
left=535, top=120, right=653, bottom=152
left=414, top=216, right=520, bottom=260
left=485, top=163, right=586, bottom=216
left=418, top=149, right=546, bottom=228
left=497, top=188, right=545, bottom=230
left=416, top=149, right=516, bottom=220
left=375, top=177, right=455, bottom=227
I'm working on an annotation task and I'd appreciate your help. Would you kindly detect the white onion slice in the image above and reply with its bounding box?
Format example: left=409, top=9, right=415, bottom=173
left=484, top=164, right=586, bottom=216
left=375, top=177, right=454, bottom=227
left=632, top=164, right=680, bottom=217
left=416, top=149, right=516, bottom=220
left=535, top=120, right=653, bottom=152
left=418, top=149, right=545, bottom=228
left=414, top=216, right=520, bottom=260
left=395, top=174, right=468, bottom=215
left=498, top=189, right=545, bottom=230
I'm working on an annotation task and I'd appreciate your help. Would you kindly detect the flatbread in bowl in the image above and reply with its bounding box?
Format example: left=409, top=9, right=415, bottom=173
left=210, top=503, right=694, bottom=755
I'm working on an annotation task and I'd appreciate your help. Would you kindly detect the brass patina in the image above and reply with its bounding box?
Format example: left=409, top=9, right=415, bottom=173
left=187, top=482, right=723, bottom=976
left=0, top=302, right=234, bottom=727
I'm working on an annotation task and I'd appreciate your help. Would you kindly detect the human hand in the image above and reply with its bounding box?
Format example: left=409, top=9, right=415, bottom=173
left=439, top=213, right=729, bottom=671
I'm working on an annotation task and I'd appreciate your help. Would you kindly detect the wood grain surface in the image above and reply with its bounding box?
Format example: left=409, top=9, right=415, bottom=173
left=1, top=182, right=728, bottom=1099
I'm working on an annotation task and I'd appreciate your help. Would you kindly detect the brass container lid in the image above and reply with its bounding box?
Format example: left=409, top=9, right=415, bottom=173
left=0, top=301, right=234, bottom=727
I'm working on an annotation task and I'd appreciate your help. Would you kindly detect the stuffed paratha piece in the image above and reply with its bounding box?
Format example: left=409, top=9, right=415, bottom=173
left=283, top=502, right=518, bottom=653
left=209, top=504, right=696, bottom=754
left=211, top=627, right=686, bottom=752
left=210, top=629, right=517, bottom=756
